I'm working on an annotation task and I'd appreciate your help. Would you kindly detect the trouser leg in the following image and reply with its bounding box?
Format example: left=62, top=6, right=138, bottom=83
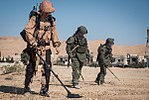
left=71, top=58, right=82, bottom=85
left=40, top=50, right=51, bottom=96
left=24, top=62, right=35, bottom=87
left=24, top=61, right=35, bottom=92
left=95, top=64, right=107, bottom=84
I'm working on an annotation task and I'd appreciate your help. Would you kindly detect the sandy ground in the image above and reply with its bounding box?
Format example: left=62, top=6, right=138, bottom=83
left=0, top=65, right=149, bottom=100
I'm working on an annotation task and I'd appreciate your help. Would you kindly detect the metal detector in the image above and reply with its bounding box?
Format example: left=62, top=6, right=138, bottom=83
left=35, top=50, right=82, bottom=98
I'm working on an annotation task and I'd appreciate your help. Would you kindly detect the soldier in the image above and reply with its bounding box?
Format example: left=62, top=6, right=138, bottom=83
left=66, top=26, right=90, bottom=89
left=23, top=0, right=61, bottom=96
left=95, top=38, right=114, bottom=85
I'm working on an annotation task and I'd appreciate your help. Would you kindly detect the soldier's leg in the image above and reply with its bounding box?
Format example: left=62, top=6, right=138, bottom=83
left=71, top=58, right=81, bottom=88
left=95, top=64, right=105, bottom=85
left=102, top=65, right=107, bottom=83
left=40, top=66, right=51, bottom=96
left=40, top=50, right=51, bottom=96
left=79, top=62, right=83, bottom=72
left=98, top=64, right=106, bottom=83
left=95, top=66, right=101, bottom=84
left=24, top=62, right=35, bottom=92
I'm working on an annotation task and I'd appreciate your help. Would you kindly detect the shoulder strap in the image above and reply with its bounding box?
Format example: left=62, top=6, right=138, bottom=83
left=33, top=14, right=56, bottom=41
left=48, top=15, right=56, bottom=27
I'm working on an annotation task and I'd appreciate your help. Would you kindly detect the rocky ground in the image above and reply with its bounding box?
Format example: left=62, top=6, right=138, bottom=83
left=0, top=65, right=149, bottom=100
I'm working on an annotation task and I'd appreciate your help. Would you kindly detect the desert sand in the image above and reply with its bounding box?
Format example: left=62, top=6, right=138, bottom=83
left=0, top=65, right=149, bottom=100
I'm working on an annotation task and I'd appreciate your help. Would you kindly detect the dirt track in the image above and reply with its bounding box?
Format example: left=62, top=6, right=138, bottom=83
left=0, top=66, right=149, bottom=100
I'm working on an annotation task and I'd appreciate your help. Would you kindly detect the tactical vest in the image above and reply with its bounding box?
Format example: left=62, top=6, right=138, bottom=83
left=33, top=14, right=55, bottom=42
left=74, top=35, right=88, bottom=54
left=20, top=12, right=55, bottom=44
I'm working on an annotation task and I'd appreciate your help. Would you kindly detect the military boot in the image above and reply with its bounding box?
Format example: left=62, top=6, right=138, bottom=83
left=39, top=85, right=50, bottom=97
left=24, top=84, right=31, bottom=93
left=95, top=76, right=100, bottom=85
left=94, top=79, right=99, bottom=85
left=101, top=80, right=105, bottom=84
left=73, top=83, right=80, bottom=89
left=95, top=79, right=104, bottom=85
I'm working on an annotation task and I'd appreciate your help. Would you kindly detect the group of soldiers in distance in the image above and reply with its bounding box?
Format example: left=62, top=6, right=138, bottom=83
left=20, top=0, right=115, bottom=97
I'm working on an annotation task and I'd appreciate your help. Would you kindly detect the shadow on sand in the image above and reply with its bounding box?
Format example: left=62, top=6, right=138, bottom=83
left=0, top=85, right=25, bottom=94
left=0, top=85, right=38, bottom=95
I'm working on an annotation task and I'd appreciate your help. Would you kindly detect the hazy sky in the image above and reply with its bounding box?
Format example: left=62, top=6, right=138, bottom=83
left=0, top=0, right=149, bottom=45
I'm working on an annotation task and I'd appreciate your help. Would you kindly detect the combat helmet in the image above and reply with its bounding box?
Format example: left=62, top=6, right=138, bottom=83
left=106, top=38, right=114, bottom=44
left=39, top=0, right=55, bottom=13
left=77, top=26, right=88, bottom=34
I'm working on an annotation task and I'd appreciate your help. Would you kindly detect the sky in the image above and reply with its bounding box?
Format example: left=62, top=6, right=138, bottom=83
left=0, top=0, right=149, bottom=46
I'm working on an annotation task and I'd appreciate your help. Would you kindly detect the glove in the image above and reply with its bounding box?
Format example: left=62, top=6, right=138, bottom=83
left=55, top=47, right=59, bottom=55
left=32, top=42, right=38, bottom=51
left=32, top=42, right=38, bottom=48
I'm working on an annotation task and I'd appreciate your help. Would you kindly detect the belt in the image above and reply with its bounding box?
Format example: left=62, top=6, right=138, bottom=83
left=38, top=41, right=50, bottom=46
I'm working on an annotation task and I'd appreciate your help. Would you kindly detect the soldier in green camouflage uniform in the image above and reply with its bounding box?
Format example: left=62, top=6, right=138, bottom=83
left=95, top=38, right=114, bottom=85
left=66, top=26, right=89, bottom=89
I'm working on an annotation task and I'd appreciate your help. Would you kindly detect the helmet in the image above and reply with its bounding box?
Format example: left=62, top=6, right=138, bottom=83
left=39, top=0, right=55, bottom=13
left=77, top=26, right=88, bottom=34
left=106, top=38, right=114, bottom=44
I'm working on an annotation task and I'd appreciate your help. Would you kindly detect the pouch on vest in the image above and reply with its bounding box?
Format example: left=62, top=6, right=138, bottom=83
left=77, top=46, right=87, bottom=53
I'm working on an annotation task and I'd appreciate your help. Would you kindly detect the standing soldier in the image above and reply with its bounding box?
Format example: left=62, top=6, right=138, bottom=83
left=66, top=26, right=90, bottom=89
left=23, top=0, right=61, bottom=96
left=95, top=38, right=114, bottom=85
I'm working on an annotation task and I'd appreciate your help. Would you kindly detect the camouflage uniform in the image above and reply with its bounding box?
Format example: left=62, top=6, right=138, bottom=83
left=66, top=26, right=89, bottom=89
left=95, top=38, right=114, bottom=85
left=23, top=0, right=61, bottom=96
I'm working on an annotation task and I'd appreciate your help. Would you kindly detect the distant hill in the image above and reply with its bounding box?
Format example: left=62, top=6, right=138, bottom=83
left=0, top=36, right=145, bottom=58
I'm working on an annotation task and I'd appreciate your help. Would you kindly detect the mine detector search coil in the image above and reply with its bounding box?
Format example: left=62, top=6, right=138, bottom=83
left=34, top=48, right=82, bottom=98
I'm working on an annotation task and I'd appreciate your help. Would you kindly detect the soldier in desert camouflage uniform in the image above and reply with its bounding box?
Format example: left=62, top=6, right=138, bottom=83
left=23, top=0, right=61, bottom=96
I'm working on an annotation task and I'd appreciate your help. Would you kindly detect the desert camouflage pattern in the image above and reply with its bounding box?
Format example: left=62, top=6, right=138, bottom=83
left=24, top=13, right=60, bottom=93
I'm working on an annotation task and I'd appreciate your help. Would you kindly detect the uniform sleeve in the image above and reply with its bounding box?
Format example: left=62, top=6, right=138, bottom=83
left=97, top=45, right=106, bottom=63
left=86, top=49, right=90, bottom=60
left=100, top=47, right=106, bottom=62
left=51, top=19, right=61, bottom=47
left=24, top=16, right=36, bottom=45
left=109, top=49, right=114, bottom=62
left=66, top=36, right=75, bottom=56
left=96, top=46, right=100, bottom=61
left=85, top=39, right=90, bottom=59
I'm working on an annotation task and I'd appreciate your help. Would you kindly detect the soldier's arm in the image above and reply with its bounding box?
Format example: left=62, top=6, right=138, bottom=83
left=109, top=52, right=114, bottom=62
left=100, top=46, right=106, bottom=63
left=86, top=49, right=91, bottom=62
left=24, top=16, right=37, bottom=45
left=85, top=40, right=90, bottom=60
left=51, top=18, right=61, bottom=48
left=66, top=37, right=75, bottom=58
left=96, top=46, right=100, bottom=61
